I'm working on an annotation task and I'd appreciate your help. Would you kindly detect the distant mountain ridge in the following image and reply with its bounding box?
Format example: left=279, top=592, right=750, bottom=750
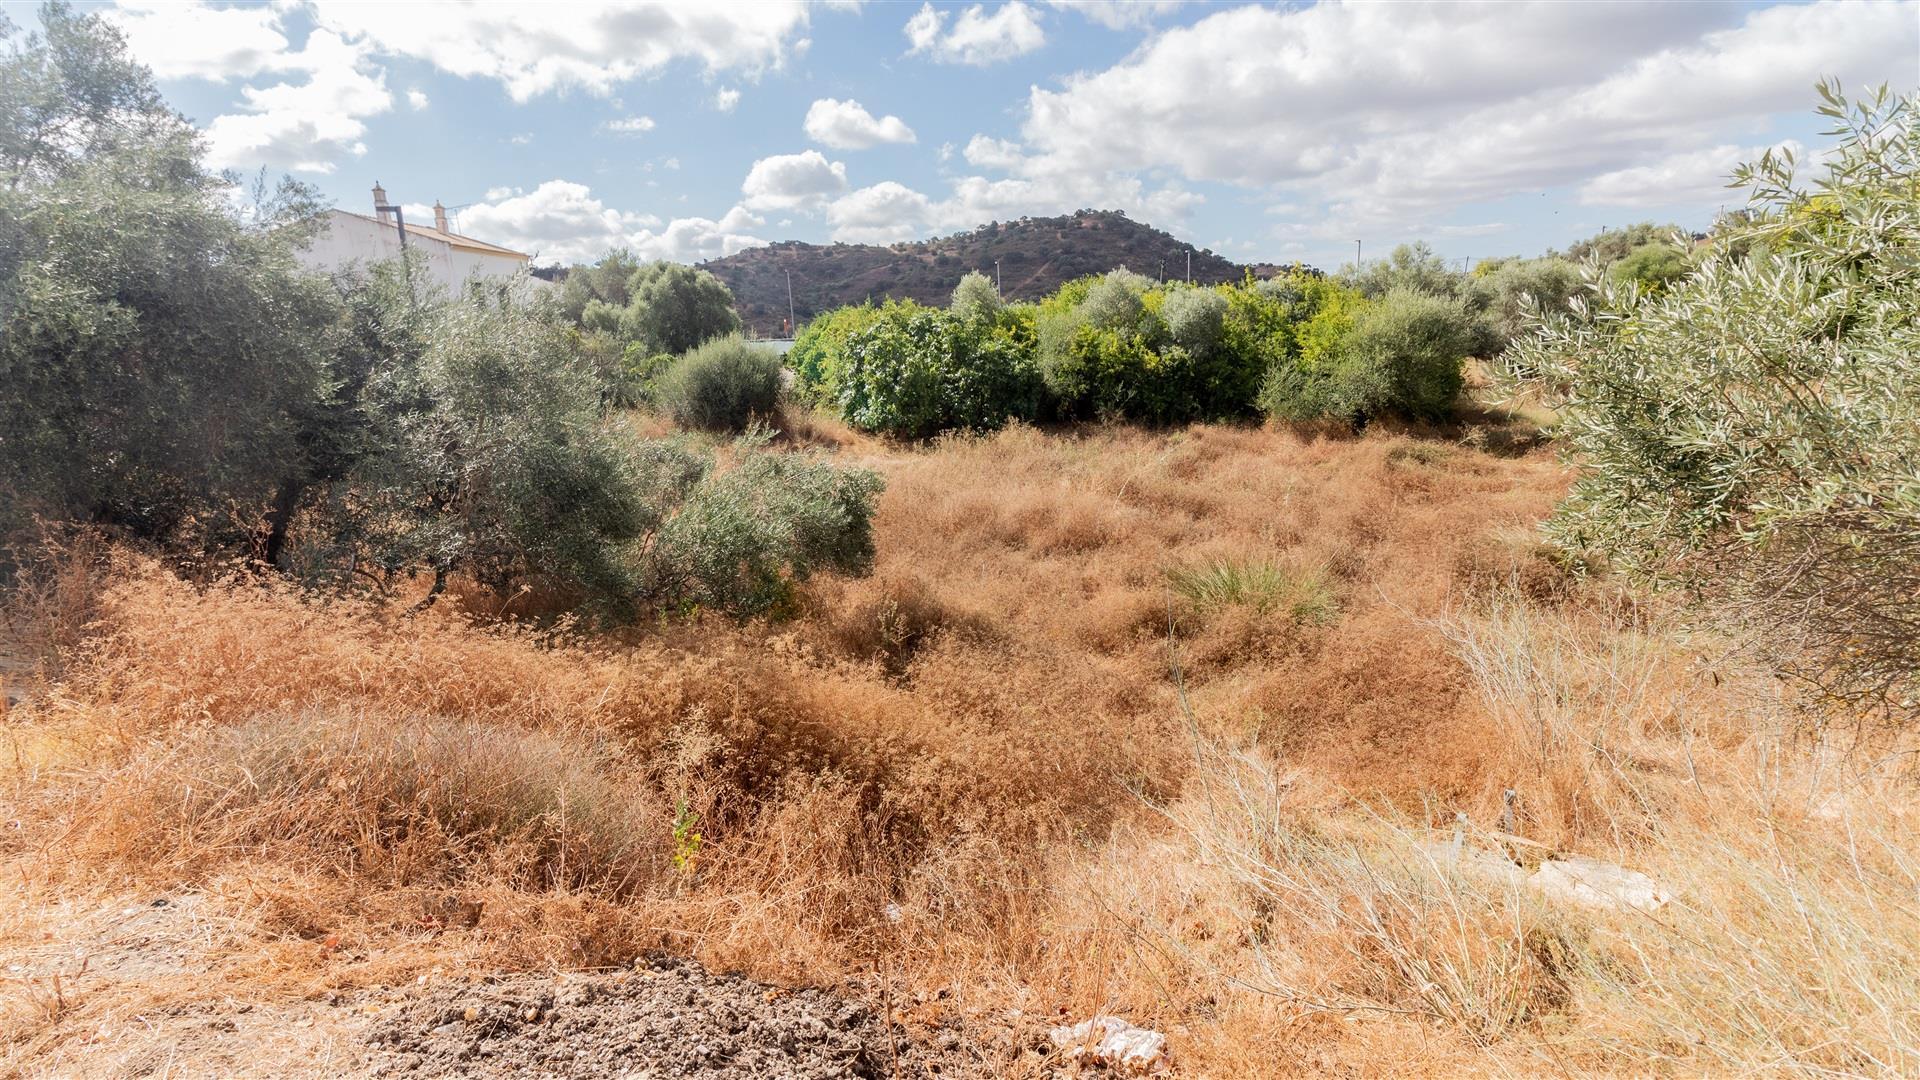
left=701, top=209, right=1290, bottom=336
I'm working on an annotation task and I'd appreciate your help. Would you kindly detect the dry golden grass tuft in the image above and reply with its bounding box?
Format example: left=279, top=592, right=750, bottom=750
left=6, top=418, right=1920, bottom=1076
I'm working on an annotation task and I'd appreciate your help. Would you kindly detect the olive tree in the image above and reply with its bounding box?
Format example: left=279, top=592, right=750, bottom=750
left=0, top=4, right=340, bottom=547
left=1468, top=256, right=1584, bottom=351
left=337, top=295, right=879, bottom=619
left=949, top=269, right=1002, bottom=325
left=1503, top=83, right=1920, bottom=720
left=1162, top=285, right=1228, bottom=357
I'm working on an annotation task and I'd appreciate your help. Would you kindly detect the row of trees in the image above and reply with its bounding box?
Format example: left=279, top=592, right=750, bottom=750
left=786, top=267, right=1482, bottom=438
left=0, top=4, right=878, bottom=620
left=776, top=224, right=1700, bottom=441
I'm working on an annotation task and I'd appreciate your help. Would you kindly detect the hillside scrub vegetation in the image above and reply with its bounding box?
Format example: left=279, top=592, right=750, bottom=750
left=700, top=209, right=1248, bottom=333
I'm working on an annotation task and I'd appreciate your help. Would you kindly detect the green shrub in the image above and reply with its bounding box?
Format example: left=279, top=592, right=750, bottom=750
left=790, top=302, right=885, bottom=404
left=558, top=255, right=740, bottom=357
left=344, top=295, right=667, bottom=608
left=1608, top=240, right=1691, bottom=293
left=0, top=4, right=340, bottom=546
left=836, top=305, right=1044, bottom=438
left=1033, top=272, right=1292, bottom=423
left=650, top=435, right=883, bottom=617
left=1035, top=278, right=1099, bottom=406
left=1332, top=288, right=1475, bottom=420
left=1467, top=256, right=1584, bottom=352
left=1346, top=241, right=1462, bottom=301
left=621, top=261, right=741, bottom=355
left=1081, top=269, right=1152, bottom=331
left=1291, top=276, right=1369, bottom=367
left=655, top=335, right=784, bottom=433
left=1501, top=83, right=1920, bottom=718
left=1259, top=287, right=1474, bottom=425
left=337, top=301, right=878, bottom=621
left=1561, top=221, right=1687, bottom=265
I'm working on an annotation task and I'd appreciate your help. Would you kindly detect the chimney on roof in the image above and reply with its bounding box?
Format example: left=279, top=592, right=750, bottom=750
left=372, top=181, right=391, bottom=223
left=433, top=200, right=449, bottom=234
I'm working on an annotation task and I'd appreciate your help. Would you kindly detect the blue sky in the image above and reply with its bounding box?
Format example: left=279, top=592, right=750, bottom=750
left=38, top=0, right=1920, bottom=269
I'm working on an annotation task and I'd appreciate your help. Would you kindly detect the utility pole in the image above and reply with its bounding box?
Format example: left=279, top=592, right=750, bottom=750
left=784, top=268, right=796, bottom=339
left=994, top=260, right=1001, bottom=294
left=1185, top=250, right=1192, bottom=284
left=1354, top=239, right=1361, bottom=268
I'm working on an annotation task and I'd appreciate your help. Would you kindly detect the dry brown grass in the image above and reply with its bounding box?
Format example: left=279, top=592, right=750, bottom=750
left=6, top=418, right=1919, bottom=1076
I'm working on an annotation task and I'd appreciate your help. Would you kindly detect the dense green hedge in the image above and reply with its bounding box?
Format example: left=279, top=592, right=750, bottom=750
left=796, top=267, right=1481, bottom=437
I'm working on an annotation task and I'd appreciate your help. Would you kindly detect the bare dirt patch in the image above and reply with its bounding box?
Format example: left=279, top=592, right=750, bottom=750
left=365, top=958, right=994, bottom=1079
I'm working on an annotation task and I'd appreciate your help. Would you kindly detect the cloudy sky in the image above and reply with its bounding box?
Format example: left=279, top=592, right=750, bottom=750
left=66, top=0, right=1920, bottom=268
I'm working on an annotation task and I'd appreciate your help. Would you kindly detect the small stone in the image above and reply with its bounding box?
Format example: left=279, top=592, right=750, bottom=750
left=463, top=1006, right=479, bottom=1023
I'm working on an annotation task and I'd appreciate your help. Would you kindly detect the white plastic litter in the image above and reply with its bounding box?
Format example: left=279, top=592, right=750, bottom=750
left=1050, top=1015, right=1169, bottom=1074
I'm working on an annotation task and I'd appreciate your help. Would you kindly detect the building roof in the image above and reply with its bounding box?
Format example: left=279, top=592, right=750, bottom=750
left=332, top=208, right=529, bottom=259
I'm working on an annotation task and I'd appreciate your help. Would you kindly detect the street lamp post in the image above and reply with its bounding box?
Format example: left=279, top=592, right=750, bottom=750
left=785, top=269, right=796, bottom=338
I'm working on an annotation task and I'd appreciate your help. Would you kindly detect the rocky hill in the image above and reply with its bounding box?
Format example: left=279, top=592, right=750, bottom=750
left=701, top=209, right=1267, bottom=336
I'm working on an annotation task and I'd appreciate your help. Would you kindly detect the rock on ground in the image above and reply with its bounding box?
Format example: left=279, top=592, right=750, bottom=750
left=1528, top=855, right=1672, bottom=912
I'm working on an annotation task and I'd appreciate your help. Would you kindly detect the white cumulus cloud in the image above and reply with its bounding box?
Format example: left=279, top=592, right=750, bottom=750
left=311, top=1, right=813, bottom=101
left=804, top=98, right=917, bottom=149
left=741, top=150, right=850, bottom=211
left=200, top=29, right=391, bottom=175
left=453, top=179, right=765, bottom=264
left=103, top=0, right=295, bottom=81
left=962, top=135, right=1025, bottom=170
left=828, top=181, right=940, bottom=244
left=1579, top=141, right=1801, bottom=208
left=1044, top=0, right=1182, bottom=30
left=904, top=2, right=1045, bottom=65
left=1010, top=0, right=1914, bottom=238
left=605, top=115, right=656, bottom=135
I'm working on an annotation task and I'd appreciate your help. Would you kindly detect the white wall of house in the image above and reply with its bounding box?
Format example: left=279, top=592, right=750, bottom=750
left=294, top=209, right=539, bottom=295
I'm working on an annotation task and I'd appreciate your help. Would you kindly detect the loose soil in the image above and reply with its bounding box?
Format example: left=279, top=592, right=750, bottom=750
left=366, top=958, right=998, bottom=1079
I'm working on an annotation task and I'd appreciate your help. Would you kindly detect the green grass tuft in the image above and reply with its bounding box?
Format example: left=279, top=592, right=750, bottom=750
left=1166, top=558, right=1339, bottom=624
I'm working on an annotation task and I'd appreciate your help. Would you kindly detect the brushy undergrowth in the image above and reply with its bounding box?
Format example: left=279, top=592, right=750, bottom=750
left=7, top=423, right=1920, bottom=1077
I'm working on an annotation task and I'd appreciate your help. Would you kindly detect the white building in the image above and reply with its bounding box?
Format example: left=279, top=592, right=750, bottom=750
left=296, top=182, right=541, bottom=293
